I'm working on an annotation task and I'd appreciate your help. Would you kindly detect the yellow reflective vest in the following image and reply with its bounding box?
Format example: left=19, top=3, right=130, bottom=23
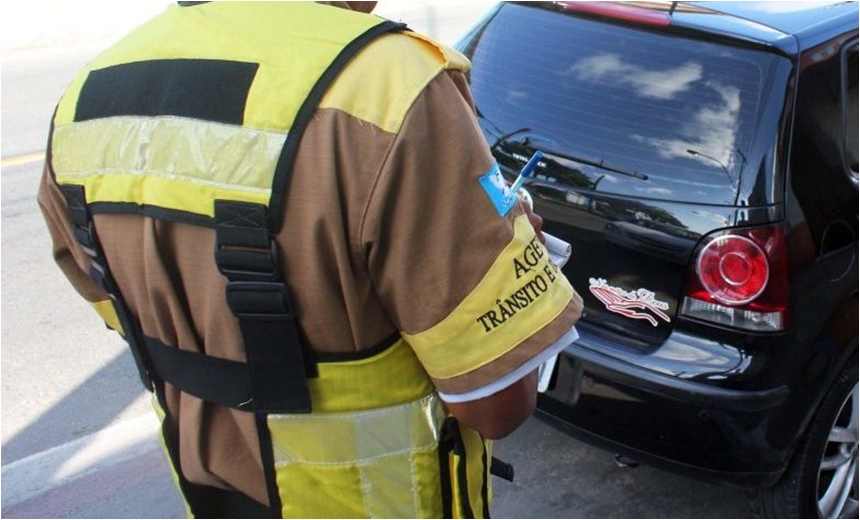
left=49, top=2, right=492, bottom=518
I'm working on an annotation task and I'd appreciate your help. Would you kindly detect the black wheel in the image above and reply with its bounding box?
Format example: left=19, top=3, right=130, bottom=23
left=753, top=353, right=858, bottom=518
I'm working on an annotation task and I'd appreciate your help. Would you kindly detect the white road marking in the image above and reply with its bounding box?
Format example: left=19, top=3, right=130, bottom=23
left=1, top=151, right=45, bottom=168
left=1, top=413, right=162, bottom=507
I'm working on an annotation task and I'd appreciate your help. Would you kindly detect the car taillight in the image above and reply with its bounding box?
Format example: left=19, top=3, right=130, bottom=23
left=697, top=235, right=769, bottom=305
left=554, top=1, right=672, bottom=27
left=680, top=224, right=789, bottom=332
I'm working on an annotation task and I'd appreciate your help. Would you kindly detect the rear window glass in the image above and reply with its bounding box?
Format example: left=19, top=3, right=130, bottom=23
left=462, top=3, right=781, bottom=204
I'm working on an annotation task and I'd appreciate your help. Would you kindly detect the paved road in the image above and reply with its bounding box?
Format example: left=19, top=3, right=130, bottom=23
left=1, top=2, right=753, bottom=518
left=2, top=409, right=754, bottom=518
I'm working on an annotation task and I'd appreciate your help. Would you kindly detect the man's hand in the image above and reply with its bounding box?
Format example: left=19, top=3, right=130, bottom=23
left=520, top=194, right=545, bottom=244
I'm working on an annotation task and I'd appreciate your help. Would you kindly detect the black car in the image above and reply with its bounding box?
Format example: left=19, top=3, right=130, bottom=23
left=455, top=2, right=858, bottom=518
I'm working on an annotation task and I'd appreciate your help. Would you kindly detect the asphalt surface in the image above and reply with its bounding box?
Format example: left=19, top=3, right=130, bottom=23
left=2, top=406, right=754, bottom=518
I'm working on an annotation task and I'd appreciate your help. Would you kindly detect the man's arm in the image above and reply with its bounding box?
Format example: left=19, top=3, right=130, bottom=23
left=445, top=369, right=538, bottom=439
left=364, top=66, right=582, bottom=439
left=445, top=200, right=548, bottom=439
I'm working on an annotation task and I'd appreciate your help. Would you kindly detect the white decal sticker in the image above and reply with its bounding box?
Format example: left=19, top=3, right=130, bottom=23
left=588, top=278, right=671, bottom=327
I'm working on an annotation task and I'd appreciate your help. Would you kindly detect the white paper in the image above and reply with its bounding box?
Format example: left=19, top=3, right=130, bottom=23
left=537, top=351, right=558, bottom=393
left=537, top=232, right=572, bottom=393
left=544, top=232, right=572, bottom=268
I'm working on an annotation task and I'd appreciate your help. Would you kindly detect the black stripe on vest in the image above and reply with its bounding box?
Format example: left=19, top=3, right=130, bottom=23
left=75, top=59, right=259, bottom=125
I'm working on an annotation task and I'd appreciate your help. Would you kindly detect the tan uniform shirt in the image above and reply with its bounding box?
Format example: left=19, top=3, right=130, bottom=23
left=39, top=27, right=582, bottom=504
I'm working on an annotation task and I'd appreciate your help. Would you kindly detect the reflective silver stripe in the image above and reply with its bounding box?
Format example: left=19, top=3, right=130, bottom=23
left=268, top=393, right=447, bottom=518
left=52, top=116, right=285, bottom=209
left=269, top=393, right=445, bottom=464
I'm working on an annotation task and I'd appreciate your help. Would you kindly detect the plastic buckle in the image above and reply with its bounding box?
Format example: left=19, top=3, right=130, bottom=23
left=225, top=281, right=293, bottom=320
left=215, top=238, right=281, bottom=283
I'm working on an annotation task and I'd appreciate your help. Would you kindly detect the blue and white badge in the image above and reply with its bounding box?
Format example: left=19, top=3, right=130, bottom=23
left=479, top=162, right=516, bottom=217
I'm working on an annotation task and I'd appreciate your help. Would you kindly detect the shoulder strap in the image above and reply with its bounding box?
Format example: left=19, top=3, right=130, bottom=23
left=268, top=19, right=406, bottom=231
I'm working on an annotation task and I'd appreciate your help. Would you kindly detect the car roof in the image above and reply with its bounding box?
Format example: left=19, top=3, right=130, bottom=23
left=677, top=1, right=858, bottom=53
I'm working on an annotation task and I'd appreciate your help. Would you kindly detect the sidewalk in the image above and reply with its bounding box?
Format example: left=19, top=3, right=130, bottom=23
left=1, top=0, right=162, bottom=53
left=1, top=1, right=498, bottom=53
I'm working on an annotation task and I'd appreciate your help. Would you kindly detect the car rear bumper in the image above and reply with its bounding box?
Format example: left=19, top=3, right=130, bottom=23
left=566, top=329, right=789, bottom=411
left=537, top=327, right=791, bottom=488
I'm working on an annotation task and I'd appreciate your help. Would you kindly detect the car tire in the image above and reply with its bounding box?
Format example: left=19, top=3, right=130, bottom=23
left=752, top=350, right=858, bottom=518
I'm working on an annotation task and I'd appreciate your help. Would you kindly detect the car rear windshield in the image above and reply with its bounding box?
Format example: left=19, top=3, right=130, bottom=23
left=462, top=3, right=783, bottom=204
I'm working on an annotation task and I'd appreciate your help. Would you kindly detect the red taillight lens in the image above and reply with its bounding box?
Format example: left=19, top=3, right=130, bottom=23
left=697, top=235, right=769, bottom=305
left=681, top=224, right=789, bottom=332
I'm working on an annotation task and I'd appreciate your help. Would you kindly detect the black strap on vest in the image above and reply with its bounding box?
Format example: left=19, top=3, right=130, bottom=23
left=454, top=429, right=476, bottom=520
left=490, top=456, right=515, bottom=482
left=438, top=418, right=510, bottom=519
left=439, top=417, right=478, bottom=519
left=214, top=200, right=314, bottom=414
left=480, top=442, right=491, bottom=519
left=59, top=184, right=154, bottom=392
left=213, top=199, right=314, bottom=516
left=438, top=418, right=456, bottom=519
left=210, top=177, right=317, bottom=520
left=144, top=336, right=253, bottom=409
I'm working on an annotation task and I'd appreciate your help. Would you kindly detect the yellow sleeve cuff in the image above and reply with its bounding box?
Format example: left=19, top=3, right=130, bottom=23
left=403, top=214, right=573, bottom=380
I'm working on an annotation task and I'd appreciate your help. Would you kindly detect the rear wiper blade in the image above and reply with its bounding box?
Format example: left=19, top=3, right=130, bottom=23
left=489, top=129, right=650, bottom=181
left=539, top=146, right=649, bottom=181
left=495, top=133, right=649, bottom=181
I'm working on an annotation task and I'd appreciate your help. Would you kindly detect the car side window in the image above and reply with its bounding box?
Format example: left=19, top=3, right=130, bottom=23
left=790, top=37, right=858, bottom=254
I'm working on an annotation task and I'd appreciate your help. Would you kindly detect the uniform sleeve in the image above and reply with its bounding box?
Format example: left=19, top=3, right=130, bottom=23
left=363, top=69, right=583, bottom=397
left=37, top=163, right=123, bottom=332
